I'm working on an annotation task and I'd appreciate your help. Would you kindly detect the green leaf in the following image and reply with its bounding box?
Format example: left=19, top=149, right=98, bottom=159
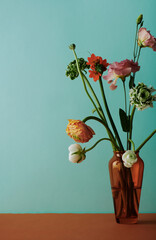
left=119, top=108, right=130, bottom=132
left=129, top=75, right=135, bottom=89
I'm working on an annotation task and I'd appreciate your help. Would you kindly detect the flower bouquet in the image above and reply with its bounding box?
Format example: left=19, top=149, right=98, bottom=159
left=65, top=14, right=156, bottom=224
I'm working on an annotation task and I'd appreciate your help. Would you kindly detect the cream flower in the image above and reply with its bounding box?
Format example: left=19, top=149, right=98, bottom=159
left=122, top=150, right=137, bottom=168
left=68, top=144, right=86, bottom=163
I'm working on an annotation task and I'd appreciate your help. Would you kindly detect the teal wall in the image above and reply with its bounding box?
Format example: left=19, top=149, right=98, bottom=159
left=0, top=0, right=155, bottom=213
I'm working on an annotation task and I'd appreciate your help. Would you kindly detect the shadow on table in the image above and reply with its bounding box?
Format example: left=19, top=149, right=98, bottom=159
left=138, top=220, right=156, bottom=225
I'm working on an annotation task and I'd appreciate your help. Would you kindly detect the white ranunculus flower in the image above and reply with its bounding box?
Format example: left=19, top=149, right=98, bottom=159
left=122, top=150, right=137, bottom=168
left=68, top=144, right=86, bottom=163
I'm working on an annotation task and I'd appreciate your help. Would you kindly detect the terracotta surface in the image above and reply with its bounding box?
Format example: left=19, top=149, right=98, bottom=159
left=0, top=213, right=156, bottom=240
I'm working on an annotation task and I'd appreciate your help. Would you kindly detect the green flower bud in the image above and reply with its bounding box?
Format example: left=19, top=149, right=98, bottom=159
left=136, top=14, right=143, bottom=25
left=69, top=44, right=76, bottom=50
left=129, top=82, right=156, bottom=110
left=66, top=58, right=90, bottom=80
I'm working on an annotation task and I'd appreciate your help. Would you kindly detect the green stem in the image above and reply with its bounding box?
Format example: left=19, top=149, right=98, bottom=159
left=136, top=47, right=141, bottom=63
left=136, top=129, right=156, bottom=152
left=82, top=72, right=117, bottom=149
left=99, top=77, right=124, bottom=151
left=133, top=24, right=139, bottom=61
left=128, top=139, right=135, bottom=151
left=123, top=81, right=127, bottom=114
left=83, top=116, right=119, bottom=150
left=128, top=106, right=136, bottom=149
left=85, top=138, right=116, bottom=153
left=82, top=73, right=107, bottom=123
left=72, top=49, right=103, bottom=120
left=131, top=46, right=142, bottom=87
left=123, top=81, right=128, bottom=150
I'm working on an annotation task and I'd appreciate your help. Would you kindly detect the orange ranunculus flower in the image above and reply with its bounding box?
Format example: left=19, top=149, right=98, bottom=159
left=66, top=119, right=95, bottom=143
left=87, top=54, right=109, bottom=82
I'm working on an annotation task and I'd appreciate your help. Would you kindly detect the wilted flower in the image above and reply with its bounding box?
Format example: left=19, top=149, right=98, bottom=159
left=138, top=28, right=156, bottom=51
left=68, top=144, right=86, bottom=163
left=87, top=54, right=109, bottom=82
left=66, top=58, right=90, bottom=80
left=66, top=119, right=95, bottom=143
left=103, top=59, right=140, bottom=90
left=130, top=83, right=156, bottom=110
left=122, top=150, right=137, bottom=168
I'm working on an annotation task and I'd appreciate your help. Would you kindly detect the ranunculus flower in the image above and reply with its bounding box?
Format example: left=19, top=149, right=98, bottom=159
left=130, top=82, right=156, bottom=110
left=66, top=119, right=95, bottom=143
left=103, top=59, right=140, bottom=90
left=138, top=28, right=156, bottom=51
left=68, top=144, right=86, bottom=163
left=122, top=150, right=137, bottom=168
left=87, top=54, right=109, bottom=82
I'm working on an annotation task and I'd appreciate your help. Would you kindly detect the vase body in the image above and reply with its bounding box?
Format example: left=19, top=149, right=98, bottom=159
left=109, top=151, right=144, bottom=224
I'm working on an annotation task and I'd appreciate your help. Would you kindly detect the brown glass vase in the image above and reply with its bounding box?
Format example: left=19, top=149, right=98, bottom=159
left=109, top=151, right=144, bottom=224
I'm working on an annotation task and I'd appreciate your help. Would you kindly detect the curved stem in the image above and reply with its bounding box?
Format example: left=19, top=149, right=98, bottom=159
left=83, top=116, right=119, bottom=150
left=85, top=138, right=116, bottom=153
left=128, top=139, right=135, bottom=151
left=99, top=77, right=124, bottom=151
left=136, top=129, right=156, bottom=152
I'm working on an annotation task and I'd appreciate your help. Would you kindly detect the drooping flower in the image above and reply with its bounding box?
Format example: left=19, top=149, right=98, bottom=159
left=103, top=59, right=140, bottom=90
left=130, top=83, right=156, bottom=110
left=87, top=54, right=109, bottom=82
left=138, top=28, right=156, bottom=51
left=68, top=144, right=86, bottom=163
left=66, top=119, right=95, bottom=143
left=66, top=58, right=90, bottom=80
left=122, top=150, right=137, bottom=168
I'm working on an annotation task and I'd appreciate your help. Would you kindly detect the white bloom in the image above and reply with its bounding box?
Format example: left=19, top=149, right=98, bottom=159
left=122, top=150, right=137, bottom=168
left=68, top=144, right=86, bottom=163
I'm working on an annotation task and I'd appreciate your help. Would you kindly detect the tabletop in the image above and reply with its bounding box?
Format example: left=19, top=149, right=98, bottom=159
left=0, top=213, right=155, bottom=240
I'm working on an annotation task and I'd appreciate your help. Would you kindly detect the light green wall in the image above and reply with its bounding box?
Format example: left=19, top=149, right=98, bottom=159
left=0, top=0, right=155, bottom=213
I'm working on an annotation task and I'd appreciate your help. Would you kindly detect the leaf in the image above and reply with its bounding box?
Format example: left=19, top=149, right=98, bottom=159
left=119, top=108, right=130, bottom=132
left=129, top=75, right=135, bottom=89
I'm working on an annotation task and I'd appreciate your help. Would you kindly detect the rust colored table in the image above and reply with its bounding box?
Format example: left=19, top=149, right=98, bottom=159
left=0, top=213, right=156, bottom=240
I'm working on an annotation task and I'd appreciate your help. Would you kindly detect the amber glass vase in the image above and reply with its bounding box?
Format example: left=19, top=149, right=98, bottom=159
left=109, top=151, right=144, bottom=224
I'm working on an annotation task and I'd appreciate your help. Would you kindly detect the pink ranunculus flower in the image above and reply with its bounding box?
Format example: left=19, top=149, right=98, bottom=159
left=103, top=59, right=140, bottom=90
left=66, top=119, right=95, bottom=143
left=138, top=28, right=156, bottom=51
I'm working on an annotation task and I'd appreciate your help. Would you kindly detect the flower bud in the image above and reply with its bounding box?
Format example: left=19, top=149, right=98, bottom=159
left=68, top=144, right=86, bottom=163
left=69, top=44, right=76, bottom=50
left=122, top=150, right=137, bottom=168
left=136, top=14, right=143, bottom=24
left=66, top=119, right=95, bottom=143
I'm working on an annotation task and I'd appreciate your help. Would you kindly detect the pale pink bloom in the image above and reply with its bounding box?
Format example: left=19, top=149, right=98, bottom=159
left=138, top=28, right=156, bottom=51
left=103, top=59, right=140, bottom=90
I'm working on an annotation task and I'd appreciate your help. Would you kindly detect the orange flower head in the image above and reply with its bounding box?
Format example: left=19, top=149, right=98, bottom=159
left=66, top=120, right=95, bottom=143
left=87, top=54, right=109, bottom=81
